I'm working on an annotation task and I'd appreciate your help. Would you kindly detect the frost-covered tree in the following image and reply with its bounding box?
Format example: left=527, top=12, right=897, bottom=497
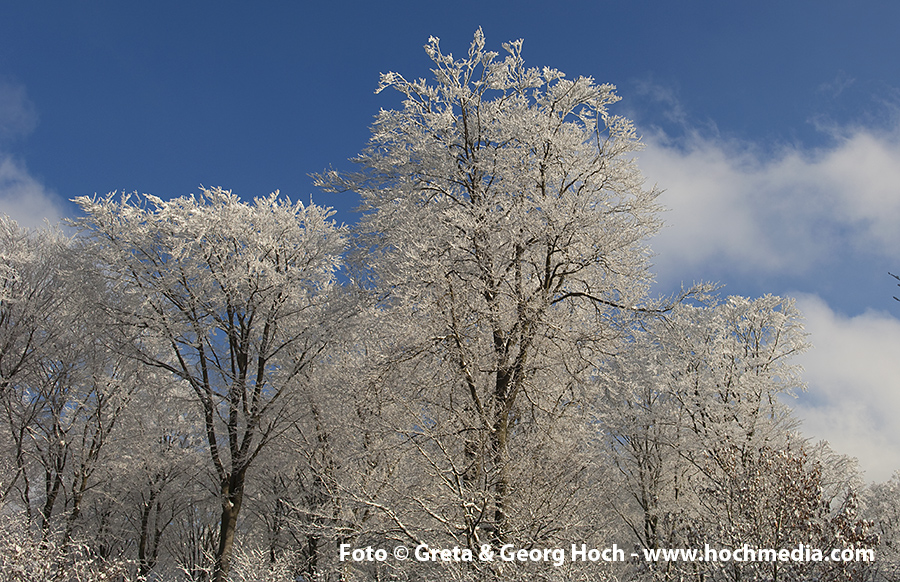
left=74, top=188, right=345, bottom=582
left=317, top=29, right=668, bottom=563
left=601, top=295, right=881, bottom=581
left=0, top=217, right=149, bottom=577
left=0, top=219, right=72, bottom=512
left=865, top=472, right=900, bottom=581
left=602, top=296, right=807, bottom=536
left=0, top=219, right=128, bottom=535
left=92, top=372, right=210, bottom=579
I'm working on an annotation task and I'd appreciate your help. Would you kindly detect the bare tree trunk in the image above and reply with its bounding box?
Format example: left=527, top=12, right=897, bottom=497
left=491, top=361, right=516, bottom=544
left=138, top=485, right=163, bottom=576
left=41, top=461, right=64, bottom=539
left=492, top=409, right=510, bottom=544
left=213, top=469, right=246, bottom=582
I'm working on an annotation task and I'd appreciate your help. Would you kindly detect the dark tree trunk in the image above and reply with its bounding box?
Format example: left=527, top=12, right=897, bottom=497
left=213, top=469, right=246, bottom=582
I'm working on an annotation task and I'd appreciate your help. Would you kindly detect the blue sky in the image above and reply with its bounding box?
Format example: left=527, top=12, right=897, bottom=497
left=2, top=2, right=899, bottom=481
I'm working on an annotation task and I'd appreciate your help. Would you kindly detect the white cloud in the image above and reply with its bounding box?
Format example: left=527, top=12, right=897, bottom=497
left=787, top=294, right=900, bottom=483
left=639, top=126, right=900, bottom=282
left=630, top=90, right=900, bottom=482
left=0, top=80, right=64, bottom=227
left=0, top=155, right=64, bottom=228
left=806, top=130, right=900, bottom=253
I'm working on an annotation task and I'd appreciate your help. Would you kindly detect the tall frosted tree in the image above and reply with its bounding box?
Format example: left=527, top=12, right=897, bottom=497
left=600, top=296, right=809, bottom=549
left=75, top=188, right=345, bottom=582
left=0, top=217, right=69, bottom=510
left=318, top=29, right=667, bottom=559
